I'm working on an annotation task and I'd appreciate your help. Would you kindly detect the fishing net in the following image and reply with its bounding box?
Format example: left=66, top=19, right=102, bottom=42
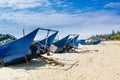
left=0, top=33, right=16, bottom=45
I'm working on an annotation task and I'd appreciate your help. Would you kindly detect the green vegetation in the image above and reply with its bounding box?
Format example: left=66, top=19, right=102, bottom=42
left=88, top=30, right=120, bottom=40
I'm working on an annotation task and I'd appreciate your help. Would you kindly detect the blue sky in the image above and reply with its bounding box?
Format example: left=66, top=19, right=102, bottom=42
left=0, top=0, right=120, bottom=40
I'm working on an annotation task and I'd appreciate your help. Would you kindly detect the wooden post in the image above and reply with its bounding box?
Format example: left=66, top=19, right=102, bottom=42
left=44, top=30, right=50, bottom=54
left=23, top=29, right=25, bottom=36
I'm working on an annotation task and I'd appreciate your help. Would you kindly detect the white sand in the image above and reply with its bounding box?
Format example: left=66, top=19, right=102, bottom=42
left=0, top=41, right=120, bottom=80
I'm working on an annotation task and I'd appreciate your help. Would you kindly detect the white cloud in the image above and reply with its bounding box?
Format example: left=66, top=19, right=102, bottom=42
left=0, top=0, right=120, bottom=39
left=0, top=0, right=75, bottom=17
left=104, top=2, right=120, bottom=9
left=0, top=0, right=52, bottom=10
left=0, top=0, right=120, bottom=37
left=0, top=10, right=120, bottom=39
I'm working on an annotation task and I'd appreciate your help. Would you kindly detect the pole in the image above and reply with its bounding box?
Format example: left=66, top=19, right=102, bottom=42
left=39, top=28, right=58, bottom=32
left=23, top=29, right=25, bottom=36
left=23, top=29, right=29, bottom=66
left=44, top=30, right=50, bottom=54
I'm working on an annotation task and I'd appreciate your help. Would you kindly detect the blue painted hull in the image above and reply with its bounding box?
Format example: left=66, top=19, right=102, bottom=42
left=90, top=40, right=101, bottom=45
left=79, top=39, right=101, bottom=45
left=0, top=28, right=39, bottom=65
left=74, top=40, right=79, bottom=48
left=79, top=40, right=87, bottom=45
left=53, top=35, right=70, bottom=53
left=66, top=35, right=79, bottom=49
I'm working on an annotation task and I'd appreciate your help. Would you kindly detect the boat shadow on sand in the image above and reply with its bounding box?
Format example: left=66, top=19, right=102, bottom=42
left=7, top=59, right=48, bottom=70
left=8, top=55, right=65, bottom=70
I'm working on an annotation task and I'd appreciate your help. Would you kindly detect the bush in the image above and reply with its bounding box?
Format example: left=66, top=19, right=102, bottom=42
left=112, top=34, right=120, bottom=40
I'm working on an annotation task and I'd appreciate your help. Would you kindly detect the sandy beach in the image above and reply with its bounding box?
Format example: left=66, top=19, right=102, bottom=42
left=0, top=41, right=120, bottom=80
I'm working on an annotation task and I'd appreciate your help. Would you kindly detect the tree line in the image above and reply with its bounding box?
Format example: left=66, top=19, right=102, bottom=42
left=88, top=30, right=120, bottom=40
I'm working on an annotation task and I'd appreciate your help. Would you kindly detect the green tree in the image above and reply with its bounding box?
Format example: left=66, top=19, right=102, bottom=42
left=112, top=30, right=115, bottom=35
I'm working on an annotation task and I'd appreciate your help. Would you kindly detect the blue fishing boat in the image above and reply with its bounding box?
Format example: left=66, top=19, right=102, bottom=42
left=79, top=39, right=101, bottom=45
left=52, top=35, right=70, bottom=53
left=90, top=40, right=101, bottom=45
left=79, top=39, right=86, bottom=45
left=0, top=28, right=39, bottom=66
left=34, top=30, right=58, bottom=55
left=74, top=40, right=79, bottom=48
left=66, top=35, right=79, bottom=49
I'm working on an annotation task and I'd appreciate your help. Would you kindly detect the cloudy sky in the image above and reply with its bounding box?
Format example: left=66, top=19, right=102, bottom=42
left=0, top=0, right=120, bottom=39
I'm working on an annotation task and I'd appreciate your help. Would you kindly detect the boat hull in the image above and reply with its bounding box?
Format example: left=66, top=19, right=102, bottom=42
left=0, top=28, right=39, bottom=66
left=53, top=35, right=70, bottom=53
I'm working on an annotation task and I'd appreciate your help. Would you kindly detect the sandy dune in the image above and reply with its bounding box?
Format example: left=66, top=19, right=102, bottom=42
left=0, top=41, right=120, bottom=80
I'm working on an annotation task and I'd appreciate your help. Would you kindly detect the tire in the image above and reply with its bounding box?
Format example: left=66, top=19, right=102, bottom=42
left=0, top=60, right=4, bottom=68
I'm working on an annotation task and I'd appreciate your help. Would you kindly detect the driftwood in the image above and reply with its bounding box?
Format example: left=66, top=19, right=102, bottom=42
left=37, top=55, right=65, bottom=67
left=64, top=61, right=79, bottom=71
left=79, top=50, right=98, bottom=54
